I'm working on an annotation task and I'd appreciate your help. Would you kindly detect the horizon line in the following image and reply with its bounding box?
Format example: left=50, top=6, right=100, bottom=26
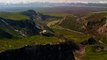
left=0, top=2, right=107, bottom=5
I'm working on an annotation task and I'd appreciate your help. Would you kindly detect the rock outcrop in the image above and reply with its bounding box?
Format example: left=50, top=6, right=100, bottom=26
left=77, top=13, right=107, bottom=36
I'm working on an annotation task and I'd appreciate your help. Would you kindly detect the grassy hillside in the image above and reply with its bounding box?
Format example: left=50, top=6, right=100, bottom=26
left=48, top=14, right=79, bottom=31
left=52, top=26, right=107, bottom=60
left=58, top=15, right=81, bottom=31
left=0, top=26, right=91, bottom=52
left=0, top=12, right=30, bottom=20
left=53, top=27, right=91, bottom=43
left=47, top=13, right=107, bottom=60
left=0, top=12, right=107, bottom=60
left=82, top=46, right=107, bottom=60
left=47, top=13, right=91, bottom=43
left=0, top=22, right=22, bottom=38
left=0, top=36, right=60, bottom=52
left=0, top=28, right=13, bottom=39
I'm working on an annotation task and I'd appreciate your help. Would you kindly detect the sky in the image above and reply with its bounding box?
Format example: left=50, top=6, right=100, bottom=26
left=0, top=0, right=107, bottom=4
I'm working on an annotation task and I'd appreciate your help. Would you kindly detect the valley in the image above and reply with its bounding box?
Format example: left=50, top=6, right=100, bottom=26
left=0, top=7, right=107, bottom=60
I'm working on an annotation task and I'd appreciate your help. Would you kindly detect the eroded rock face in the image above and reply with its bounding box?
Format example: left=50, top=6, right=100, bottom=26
left=0, top=41, right=80, bottom=60
left=97, top=23, right=107, bottom=36
left=81, top=16, right=107, bottom=36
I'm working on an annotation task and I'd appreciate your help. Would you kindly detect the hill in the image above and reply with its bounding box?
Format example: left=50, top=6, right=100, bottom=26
left=0, top=12, right=91, bottom=52
left=56, top=12, right=107, bottom=36
left=81, top=12, right=107, bottom=36
left=0, top=10, right=57, bottom=38
left=58, top=15, right=80, bottom=31
left=0, top=17, right=39, bottom=37
left=47, top=13, right=107, bottom=60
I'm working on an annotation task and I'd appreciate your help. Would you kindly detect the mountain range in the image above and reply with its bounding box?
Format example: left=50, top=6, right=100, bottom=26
left=0, top=3, right=107, bottom=12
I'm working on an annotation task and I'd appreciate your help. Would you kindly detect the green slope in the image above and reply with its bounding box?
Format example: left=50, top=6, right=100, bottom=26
left=0, top=26, right=91, bottom=52
left=0, top=12, right=107, bottom=60
left=0, top=28, right=13, bottom=39
left=82, top=46, right=107, bottom=60
left=52, top=27, right=91, bottom=43
left=0, top=36, right=60, bottom=52
left=0, top=12, right=30, bottom=20
left=57, top=15, right=81, bottom=32
left=0, top=22, right=23, bottom=38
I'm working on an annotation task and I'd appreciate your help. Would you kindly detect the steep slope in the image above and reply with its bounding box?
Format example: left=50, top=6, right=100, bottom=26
left=0, top=10, right=40, bottom=38
left=58, top=15, right=80, bottom=31
left=0, top=17, right=39, bottom=37
left=81, top=12, right=107, bottom=36
left=57, top=12, right=107, bottom=36
left=0, top=17, right=22, bottom=38
left=0, top=10, right=58, bottom=38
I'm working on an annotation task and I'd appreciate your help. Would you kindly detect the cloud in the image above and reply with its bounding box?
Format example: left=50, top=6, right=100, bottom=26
left=0, top=0, right=39, bottom=4
left=0, top=0, right=73, bottom=4
left=99, top=1, right=107, bottom=4
left=0, top=0, right=107, bottom=4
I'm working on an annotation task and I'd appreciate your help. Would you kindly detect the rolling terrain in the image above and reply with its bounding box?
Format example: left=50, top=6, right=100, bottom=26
left=39, top=6, right=107, bottom=17
left=0, top=8, right=107, bottom=60
left=47, top=12, right=107, bottom=60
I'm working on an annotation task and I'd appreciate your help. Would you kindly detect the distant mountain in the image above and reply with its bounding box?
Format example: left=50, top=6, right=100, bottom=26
left=1, top=3, right=107, bottom=7
left=0, top=3, right=107, bottom=12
